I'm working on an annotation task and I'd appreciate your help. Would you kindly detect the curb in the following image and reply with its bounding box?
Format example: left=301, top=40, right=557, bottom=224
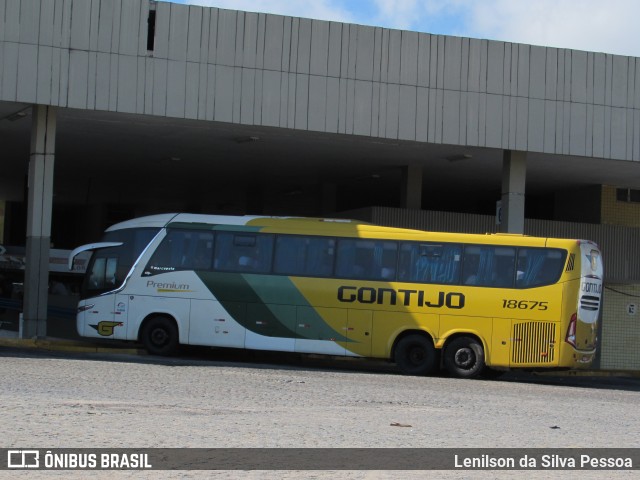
left=0, top=336, right=144, bottom=355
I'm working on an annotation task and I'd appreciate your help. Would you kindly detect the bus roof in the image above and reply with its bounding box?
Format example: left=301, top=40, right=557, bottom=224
left=105, top=213, right=581, bottom=248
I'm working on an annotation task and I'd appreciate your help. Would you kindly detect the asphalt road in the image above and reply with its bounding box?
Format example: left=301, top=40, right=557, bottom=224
left=1, top=346, right=639, bottom=479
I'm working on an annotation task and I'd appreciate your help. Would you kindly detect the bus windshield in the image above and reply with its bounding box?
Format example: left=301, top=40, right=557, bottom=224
left=81, top=228, right=159, bottom=299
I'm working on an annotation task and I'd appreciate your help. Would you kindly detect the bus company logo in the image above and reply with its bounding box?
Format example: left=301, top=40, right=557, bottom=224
left=146, top=280, right=193, bottom=293
left=7, top=450, right=39, bottom=469
left=337, top=285, right=465, bottom=309
left=90, top=321, right=123, bottom=336
left=586, top=250, right=599, bottom=273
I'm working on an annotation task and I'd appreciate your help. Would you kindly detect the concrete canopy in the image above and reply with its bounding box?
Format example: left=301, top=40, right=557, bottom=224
left=0, top=0, right=639, bottom=242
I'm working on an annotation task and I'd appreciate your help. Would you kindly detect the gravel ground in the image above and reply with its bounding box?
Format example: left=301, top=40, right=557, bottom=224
left=1, top=347, right=639, bottom=479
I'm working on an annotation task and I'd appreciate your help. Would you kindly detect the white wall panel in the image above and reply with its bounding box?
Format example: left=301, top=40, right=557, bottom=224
left=515, top=97, right=528, bottom=150
left=96, top=0, right=113, bottom=52
left=465, top=91, right=479, bottom=146
left=166, top=59, right=186, bottom=117
left=184, top=62, right=200, bottom=119
left=296, top=19, right=311, bottom=75
left=36, top=46, right=54, bottom=104
left=261, top=70, right=280, bottom=127
left=527, top=98, right=544, bottom=152
left=443, top=36, right=461, bottom=91
left=15, top=44, right=37, bottom=102
left=216, top=9, right=237, bottom=66
left=385, top=83, right=399, bottom=139
left=263, top=14, right=283, bottom=71
left=168, top=3, right=188, bottom=61
left=386, top=30, right=401, bottom=85
left=516, top=45, right=529, bottom=98
left=485, top=94, right=503, bottom=148
left=400, top=31, right=418, bottom=86
left=611, top=107, right=627, bottom=159
left=611, top=56, right=628, bottom=107
left=529, top=46, right=545, bottom=99
left=242, top=13, right=259, bottom=68
left=115, top=54, right=137, bottom=113
left=325, top=77, right=340, bottom=133
left=467, top=39, right=482, bottom=93
left=571, top=51, right=587, bottom=103
left=592, top=104, right=605, bottom=158
left=309, top=20, right=329, bottom=77
left=19, top=0, right=40, bottom=44
left=569, top=102, right=587, bottom=156
left=67, top=49, right=89, bottom=108
left=353, top=80, right=372, bottom=136
left=135, top=56, right=145, bottom=113
left=294, top=73, right=309, bottom=130
left=239, top=67, right=255, bottom=125
left=442, top=89, right=460, bottom=145
left=4, top=0, right=20, bottom=42
left=355, top=25, right=374, bottom=81
left=308, top=75, right=327, bottom=132
left=152, top=58, right=167, bottom=116
left=417, top=34, right=431, bottom=88
left=0, top=0, right=5, bottom=42
left=415, top=87, right=429, bottom=142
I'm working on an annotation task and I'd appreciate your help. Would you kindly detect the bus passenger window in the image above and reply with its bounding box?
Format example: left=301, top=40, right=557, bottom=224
left=336, top=239, right=397, bottom=281
left=398, top=243, right=461, bottom=284
left=516, top=248, right=566, bottom=288
left=274, top=236, right=335, bottom=277
left=214, top=232, right=274, bottom=274
left=145, top=230, right=213, bottom=275
left=463, top=246, right=515, bottom=288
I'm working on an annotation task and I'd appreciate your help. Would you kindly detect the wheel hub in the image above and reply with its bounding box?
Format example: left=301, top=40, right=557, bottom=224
left=454, top=347, right=474, bottom=369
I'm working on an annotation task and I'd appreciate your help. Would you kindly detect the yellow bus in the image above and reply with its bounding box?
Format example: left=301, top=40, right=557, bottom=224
left=69, top=213, right=603, bottom=378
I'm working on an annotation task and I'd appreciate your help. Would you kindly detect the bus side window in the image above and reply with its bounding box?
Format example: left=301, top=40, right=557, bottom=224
left=145, top=230, right=213, bottom=275
left=463, top=246, right=515, bottom=288
left=398, top=243, right=461, bottom=284
left=214, top=232, right=274, bottom=274
left=516, top=248, right=566, bottom=288
left=274, top=235, right=335, bottom=277
left=336, top=239, right=397, bottom=281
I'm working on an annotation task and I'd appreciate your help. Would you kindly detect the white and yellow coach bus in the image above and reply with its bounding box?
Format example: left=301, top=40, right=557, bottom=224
left=69, top=213, right=603, bottom=378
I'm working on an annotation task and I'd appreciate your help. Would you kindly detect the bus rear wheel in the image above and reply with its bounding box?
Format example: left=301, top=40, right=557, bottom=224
left=444, top=336, right=485, bottom=379
left=142, top=316, right=179, bottom=356
left=394, top=334, right=437, bottom=376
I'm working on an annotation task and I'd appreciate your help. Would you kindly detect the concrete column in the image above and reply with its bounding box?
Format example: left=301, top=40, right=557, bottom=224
left=499, top=150, right=526, bottom=234
left=401, top=165, right=423, bottom=210
left=22, top=105, right=56, bottom=338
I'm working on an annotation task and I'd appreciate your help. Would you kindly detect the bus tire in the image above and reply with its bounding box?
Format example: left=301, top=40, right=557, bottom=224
left=444, top=336, right=485, bottom=379
left=394, top=334, right=437, bottom=376
left=141, top=316, right=179, bottom=356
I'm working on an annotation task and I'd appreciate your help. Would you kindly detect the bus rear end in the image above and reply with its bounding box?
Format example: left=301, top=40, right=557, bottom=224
left=560, top=241, right=603, bottom=369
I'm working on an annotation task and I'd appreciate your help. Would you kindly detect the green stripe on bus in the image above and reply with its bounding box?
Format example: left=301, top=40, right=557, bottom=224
left=196, top=271, right=349, bottom=342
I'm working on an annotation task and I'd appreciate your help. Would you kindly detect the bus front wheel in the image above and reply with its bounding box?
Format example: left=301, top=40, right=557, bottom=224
left=444, top=336, right=485, bottom=379
left=141, top=316, right=179, bottom=356
left=394, top=334, right=437, bottom=376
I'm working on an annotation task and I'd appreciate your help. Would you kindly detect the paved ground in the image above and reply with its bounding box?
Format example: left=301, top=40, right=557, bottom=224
left=1, top=346, right=639, bottom=479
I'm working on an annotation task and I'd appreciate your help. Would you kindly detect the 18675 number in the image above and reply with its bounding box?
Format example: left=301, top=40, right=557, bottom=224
left=502, top=299, right=548, bottom=310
